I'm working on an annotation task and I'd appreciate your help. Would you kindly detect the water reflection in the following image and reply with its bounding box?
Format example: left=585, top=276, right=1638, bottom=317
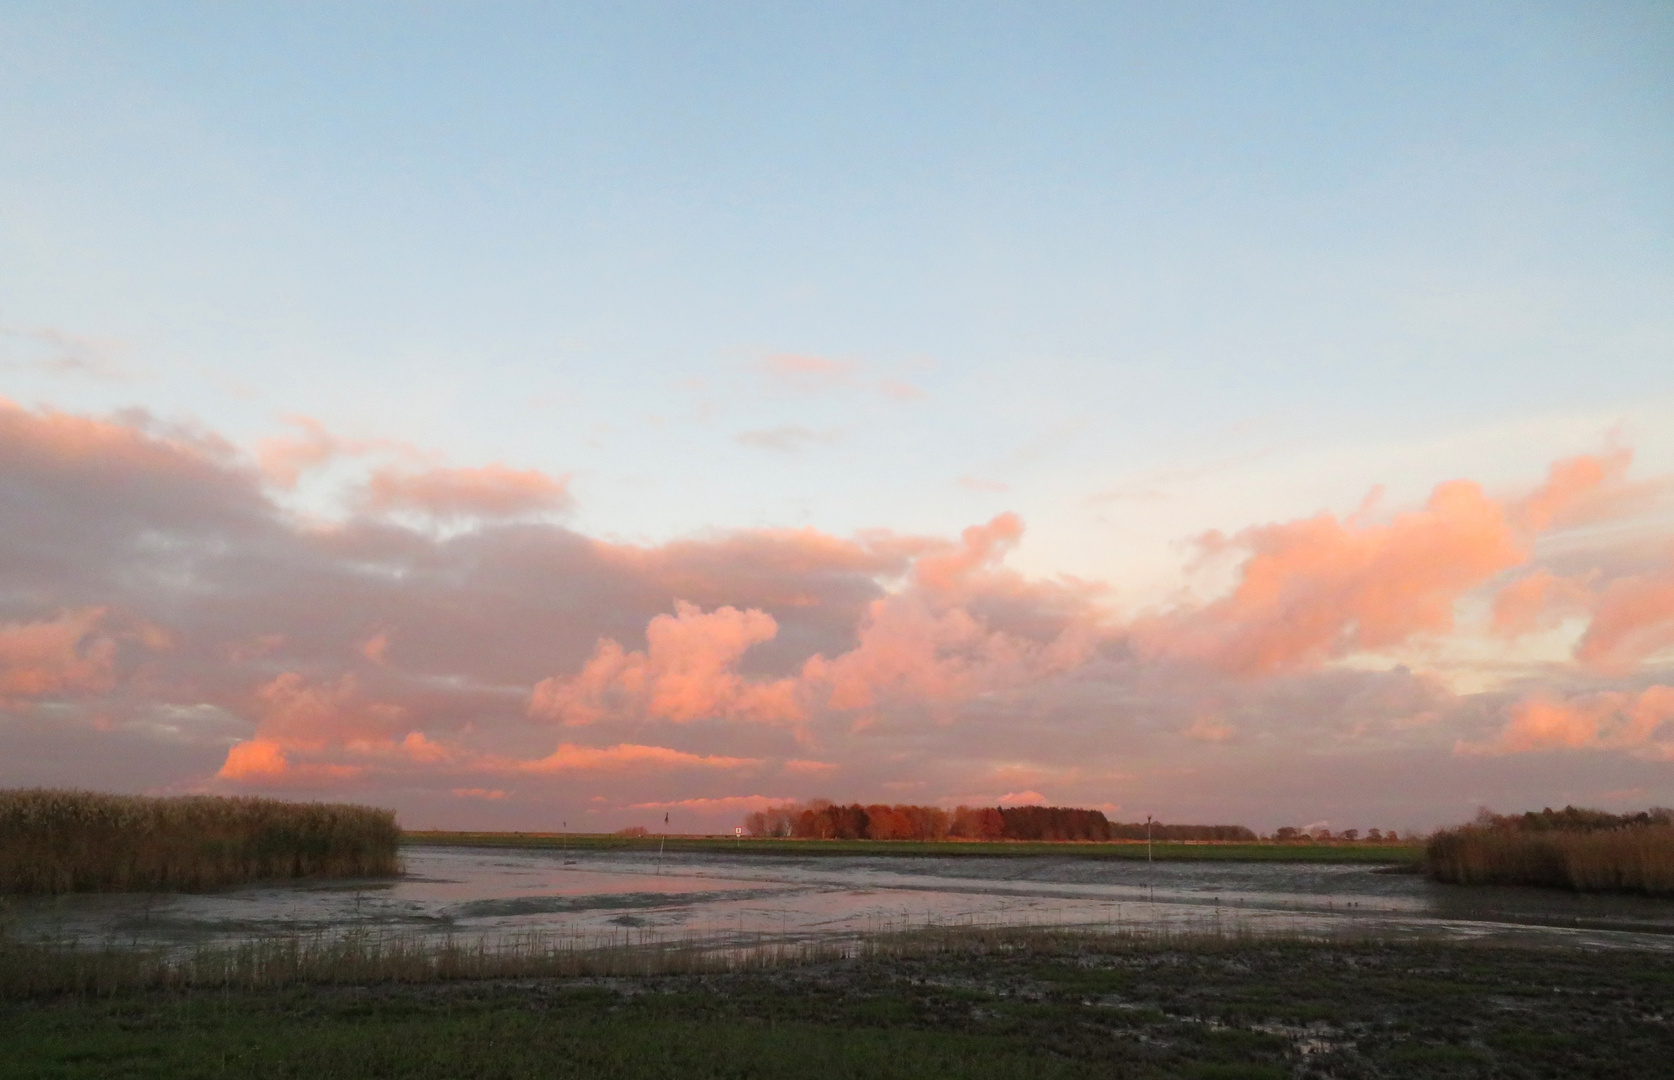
left=9, top=843, right=1674, bottom=953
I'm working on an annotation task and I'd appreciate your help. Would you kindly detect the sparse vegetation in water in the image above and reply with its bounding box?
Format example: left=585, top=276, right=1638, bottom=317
left=2, top=928, right=1670, bottom=1078
left=1426, top=805, right=1674, bottom=895
left=0, top=789, right=401, bottom=894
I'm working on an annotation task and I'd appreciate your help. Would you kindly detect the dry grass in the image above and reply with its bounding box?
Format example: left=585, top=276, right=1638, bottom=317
left=1425, top=823, right=1674, bottom=895
left=0, top=789, right=401, bottom=894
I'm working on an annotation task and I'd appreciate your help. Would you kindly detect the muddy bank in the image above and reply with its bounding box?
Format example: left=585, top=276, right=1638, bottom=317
left=6, top=935, right=1672, bottom=1078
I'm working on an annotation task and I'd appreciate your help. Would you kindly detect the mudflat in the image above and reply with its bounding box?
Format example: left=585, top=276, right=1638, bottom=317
left=5, top=933, right=1672, bottom=1079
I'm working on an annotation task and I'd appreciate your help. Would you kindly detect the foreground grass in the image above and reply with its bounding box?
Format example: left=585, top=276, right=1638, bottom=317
left=405, top=831, right=1422, bottom=865
left=4, top=932, right=1672, bottom=1079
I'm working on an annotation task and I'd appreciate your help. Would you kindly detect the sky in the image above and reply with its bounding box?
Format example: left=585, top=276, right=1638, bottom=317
left=2, top=1, right=1672, bottom=834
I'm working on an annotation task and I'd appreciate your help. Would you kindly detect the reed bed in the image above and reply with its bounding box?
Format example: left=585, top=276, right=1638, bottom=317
left=0, top=789, right=401, bottom=894
left=1425, top=823, right=1674, bottom=895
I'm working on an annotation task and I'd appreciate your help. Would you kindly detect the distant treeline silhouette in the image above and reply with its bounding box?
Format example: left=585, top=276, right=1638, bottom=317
left=1473, top=805, right=1673, bottom=833
left=743, top=801, right=1255, bottom=842
left=1426, top=805, right=1674, bottom=896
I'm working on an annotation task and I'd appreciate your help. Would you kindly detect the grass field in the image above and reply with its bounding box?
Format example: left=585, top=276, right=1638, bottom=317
left=4, top=931, right=1669, bottom=1079
left=404, top=831, right=1423, bottom=865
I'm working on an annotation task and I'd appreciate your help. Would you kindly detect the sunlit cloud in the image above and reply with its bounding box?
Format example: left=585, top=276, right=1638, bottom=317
left=5, top=395, right=1674, bottom=829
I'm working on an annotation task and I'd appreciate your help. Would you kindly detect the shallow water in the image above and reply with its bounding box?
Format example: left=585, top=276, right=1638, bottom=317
left=9, top=843, right=1674, bottom=952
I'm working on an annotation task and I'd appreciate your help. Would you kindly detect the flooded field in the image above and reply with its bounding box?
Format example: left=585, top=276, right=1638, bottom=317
left=9, top=842, right=1674, bottom=953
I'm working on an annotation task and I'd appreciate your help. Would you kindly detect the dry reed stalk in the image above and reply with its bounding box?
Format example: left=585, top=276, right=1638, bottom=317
left=0, top=789, right=400, bottom=894
left=1425, top=824, right=1674, bottom=895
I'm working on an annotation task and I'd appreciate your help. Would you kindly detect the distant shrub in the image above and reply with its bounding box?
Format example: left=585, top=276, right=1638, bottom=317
left=615, top=825, right=650, bottom=837
left=0, top=789, right=400, bottom=894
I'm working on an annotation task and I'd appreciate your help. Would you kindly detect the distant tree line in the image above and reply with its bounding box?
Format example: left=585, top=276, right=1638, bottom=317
left=742, top=801, right=1256, bottom=842
left=1271, top=826, right=1403, bottom=842
left=1473, top=805, right=1674, bottom=834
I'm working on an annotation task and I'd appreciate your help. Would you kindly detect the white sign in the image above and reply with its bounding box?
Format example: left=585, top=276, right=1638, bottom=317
left=734, top=827, right=744, bottom=837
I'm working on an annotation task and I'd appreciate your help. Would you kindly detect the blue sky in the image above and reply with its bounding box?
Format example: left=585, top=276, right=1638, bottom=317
left=2, top=3, right=1672, bottom=828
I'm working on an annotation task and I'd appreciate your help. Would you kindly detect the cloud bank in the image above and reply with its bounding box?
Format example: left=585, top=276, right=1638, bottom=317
left=3, top=397, right=1672, bottom=831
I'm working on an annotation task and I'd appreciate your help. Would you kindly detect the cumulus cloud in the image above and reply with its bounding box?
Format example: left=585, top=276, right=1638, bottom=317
left=530, top=602, right=805, bottom=726
left=217, top=737, right=365, bottom=785
left=1460, top=686, right=1674, bottom=758
left=1576, top=556, right=1674, bottom=673
left=1134, top=479, right=1528, bottom=674
left=1515, top=448, right=1640, bottom=532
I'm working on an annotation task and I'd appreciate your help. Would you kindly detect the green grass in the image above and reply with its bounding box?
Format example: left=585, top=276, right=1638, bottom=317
left=404, top=831, right=1422, bottom=865
left=4, top=935, right=1670, bottom=1079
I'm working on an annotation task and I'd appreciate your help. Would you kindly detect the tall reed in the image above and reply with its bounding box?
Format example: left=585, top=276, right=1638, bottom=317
left=1425, top=823, right=1674, bottom=895
left=0, top=789, right=401, bottom=894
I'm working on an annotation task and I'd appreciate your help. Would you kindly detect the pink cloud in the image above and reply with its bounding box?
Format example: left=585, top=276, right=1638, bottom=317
left=913, top=513, right=1024, bottom=593
left=252, top=672, right=408, bottom=748
left=364, top=463, right=572, bottom=518
left=996, top=790, right=1048, bottom=807
left=361, top=630, right=391, bottom=664
left=1460, top=686, right=1674, bottom=758
left=1576, top=557, right=1674, bottom=673
left=1185, top=715, right=1236, bottom=743
left=530, top=601, right=804, bottom=725
left=0, top=608, right=116, bottom=704
left=517, top=742, right=762, bottom=773
left=760, top=353, right=856, bottom=393
left=1489, top=569, right=1594, bottom=637
left=255, top=415, right=424, bottom=489
left=16, top=393, right=1674, bottom=827
left=257, top=416, right=349, bottom=489
left=452, top=787, right=507, bottom=800
left=627, top=795, right=796, bottom=813
left=217, top=737, right=363, bottom=784
left=1135, top=479, right=1527, bottom=675
left=1515, top=448, right=1637, bottom=532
